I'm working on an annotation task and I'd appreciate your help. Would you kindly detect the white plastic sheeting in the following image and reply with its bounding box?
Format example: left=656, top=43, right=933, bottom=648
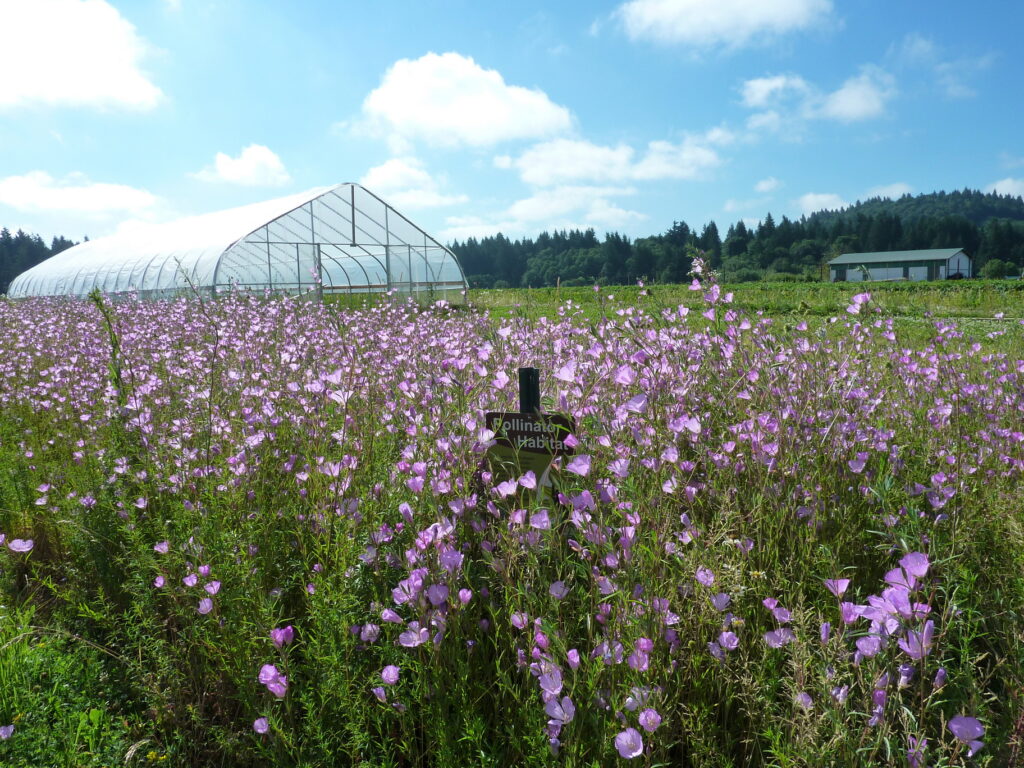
left=8, top=184, right=467, bottom=299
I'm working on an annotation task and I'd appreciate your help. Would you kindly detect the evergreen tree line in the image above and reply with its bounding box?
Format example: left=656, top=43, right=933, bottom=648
left=0, top=228, right=76, bottom=294
left=452, top=190, right=1024, bottom=287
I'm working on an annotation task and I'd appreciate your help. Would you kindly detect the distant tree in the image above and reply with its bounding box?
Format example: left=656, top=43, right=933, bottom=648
left=980, top=258, right=1015, bottom=279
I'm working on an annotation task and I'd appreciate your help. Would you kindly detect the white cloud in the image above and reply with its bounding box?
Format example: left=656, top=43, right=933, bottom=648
left=724, top=197, right=769, bottom=213
left=755, top=176, right=780, bottom=193
left=868, top=182, right=912, bottom=199
left=0, top=0, right=162, bottom=110
left=935, top=54, right=994, bottom=100
left=819, top=67, right=895, bottom=122
left=0, top=171, right=157, bottom=215
left=358, top=52, right=572, bottom=148
left=500, top=136, right=721, bottom=187
left=891, top=34, right=994, bottom=100
left=360, top=157, right=467, bottom=209
left=999, top=153, right=1024, bottom=170
left=616, top=0, right=832, bottom=49
left=192, top=145, right=291, bottom=186
left=746, top=110, right=783, bottom=133
left=740, top=66, right=895, bottom=131
left=986, top=178, right=1024, bottom=198
left=894, top=33, right=937, bottom=65
left=797, top=192, right=847, bottom=215
left=440, top=185, right=645, bottom=240
left=741, top=75, right=809, bottom=108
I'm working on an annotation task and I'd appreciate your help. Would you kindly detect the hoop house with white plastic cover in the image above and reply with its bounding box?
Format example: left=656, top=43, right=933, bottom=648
left=7, top=184, right=468, bottom=300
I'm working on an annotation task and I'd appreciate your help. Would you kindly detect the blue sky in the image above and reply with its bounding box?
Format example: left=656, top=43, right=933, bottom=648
left=1, top=0, right=1022, bottom=244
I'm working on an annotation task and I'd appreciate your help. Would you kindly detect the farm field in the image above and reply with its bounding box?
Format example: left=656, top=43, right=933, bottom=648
left=468, top=278, right=1024, bottom=321
left=1, top=271, right=1023, bottom=767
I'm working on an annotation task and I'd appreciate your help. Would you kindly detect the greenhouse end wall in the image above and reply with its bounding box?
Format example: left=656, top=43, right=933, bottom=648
left=7, top=184, right=468, bottom=301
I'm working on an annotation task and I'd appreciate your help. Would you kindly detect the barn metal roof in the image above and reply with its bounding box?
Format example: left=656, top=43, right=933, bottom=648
left=828, top=248, right=967, bottom=266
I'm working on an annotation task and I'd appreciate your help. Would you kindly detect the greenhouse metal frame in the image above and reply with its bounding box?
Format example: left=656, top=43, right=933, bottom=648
left=8, top=183, right=468, bottom=300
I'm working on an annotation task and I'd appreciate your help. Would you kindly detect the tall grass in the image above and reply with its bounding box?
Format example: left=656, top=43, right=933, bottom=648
left=0, top=272, right=1022, bottom=766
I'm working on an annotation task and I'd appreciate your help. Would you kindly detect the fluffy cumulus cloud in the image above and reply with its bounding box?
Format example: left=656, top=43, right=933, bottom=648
left=192, top=145, right=291, bottom=186
left=755, top=176, right=780, bottom=193
left=358, top=52, right=572, bottom=149
left=741, top=75, right=809, bottom=108
left=500, top=133, right=727, bottom=187
left=360, top=157, right=467, bottom=209
left=0, top=171, right=157, bottom=215
left=441, top=185, right=646, bottom=241
left=742, top=65, right=895, bottom=129
left=0, top=0, right=162, bottom=110
left=797, top=192, right=848, bottom=215
left=616, top=0, right=832, bottom=49
left=818, top=66, right=896, bottom=122
left=868, top=182, right=912, bottom=199
left=987, top=178, right=1024, bottom=198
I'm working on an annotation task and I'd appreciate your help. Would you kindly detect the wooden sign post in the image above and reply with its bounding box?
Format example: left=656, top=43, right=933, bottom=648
left=485, top=367, right=575, bottom=499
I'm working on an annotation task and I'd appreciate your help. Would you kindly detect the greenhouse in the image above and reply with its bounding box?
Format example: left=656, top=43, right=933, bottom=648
left=7, top=183, right=468, bottom=300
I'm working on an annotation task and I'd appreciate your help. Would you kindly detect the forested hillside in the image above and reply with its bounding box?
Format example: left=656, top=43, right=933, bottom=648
left=452, top=189, right=1024, bottom=287
left=0, top=229, right=76, bottom=294
left=4, top=190, right=1024, bottom=295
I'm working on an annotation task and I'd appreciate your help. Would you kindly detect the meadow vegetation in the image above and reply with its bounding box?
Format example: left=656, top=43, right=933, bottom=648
left=0, top=271, right=1022, bottom=766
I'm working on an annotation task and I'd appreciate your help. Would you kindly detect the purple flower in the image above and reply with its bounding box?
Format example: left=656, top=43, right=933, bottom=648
left=638, top=708, right=662, bottom=732
left=197, top=597, right=213, bottom=615
left=458, top=588, right=472, bottom=605
left=898, top=663, right=915, bottom=688
left=381, top=608, right=403, bottom=623
left=695, top=567, right=715, bottom=587
left=538, top=669, right=563, bottom=696
left=398, top=622, right=428, bottom=647
left=0, top=724, right=13, bottom=740
left=614, top=727, right=644, bottom=759
left=204, top=580, right=221, bottom=595
left=831, top=685, right=849, bottom=704
left=183, top=573, right=198, bottom=587
left=8, top=539, right=33, bottom=553
left=907, top=736, right=927, bottom=768
left=710, top=592, right=730, bottom=611
left=529, top=510, right=550, bottom=530
left=820, top=622, right=831, bottom=644
left=258, top=664, right=288, bottom=698
left=545, top=695, right=575, bottom=724
left=763, top=628, right=795, bottom=648
left=549, top=581, right=569, bottom=599
left=153, top=575, right=165, bottom=588
left=511, top=612, right=529, bottom=630
left=153, top=540, right=169, bottom=554
left=897, top=620, right=934, bottom=660
left=856, top=635, right=882, bottom=657
left=426, top=584, right=449, bottom=606
left=372, top=686, right=387, bottom=703
left=271, top=626, right=295, bottom=648
left=933, top=667, right=947, bottom=689
left=253, top=717, right=269, bottom=734
left=381, top=665, right=400, bottom=685
left=948, top=715, right=984, bottom=742
left=795, top=692, right=813, bottom=711
left=824, top=578, right=850, bottom=598
left=718, top=631, right=739, bottom=651
left=900, top=552, right=930, bottom=579
left=360, top=623, right=380, bottom=643
left=565, top=454, right=591, bottom=477
left=566, top=649, right=580, bottom=670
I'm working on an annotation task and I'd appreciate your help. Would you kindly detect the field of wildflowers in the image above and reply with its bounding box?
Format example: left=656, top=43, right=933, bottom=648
left=1, top=266, right=1022, bottom=766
